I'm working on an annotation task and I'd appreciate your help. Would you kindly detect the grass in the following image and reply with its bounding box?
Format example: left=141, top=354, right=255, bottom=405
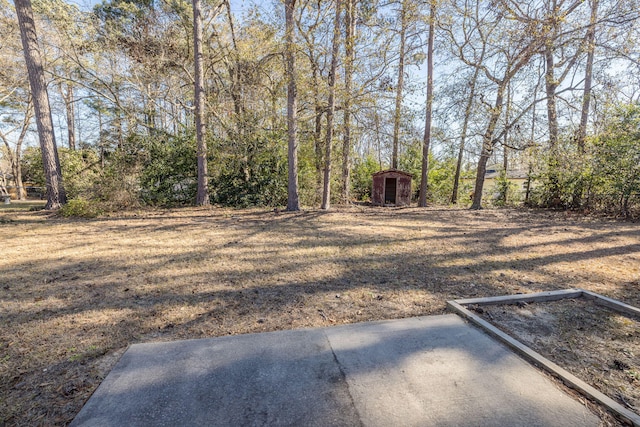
left=1, top=205, right=639, bottom=425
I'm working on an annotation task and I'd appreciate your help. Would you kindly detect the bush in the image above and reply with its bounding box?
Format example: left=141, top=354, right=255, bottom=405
left=351, top=154, right=381, bottom=201
left=139, top=133, right=197, bottom=206
left=492, top=169, right=520, bottom=207
left=211, top=131, right=287, bottom=207
left=529, top=103, right=640, bottom=217
left=59, top=198, right=103, bottom=218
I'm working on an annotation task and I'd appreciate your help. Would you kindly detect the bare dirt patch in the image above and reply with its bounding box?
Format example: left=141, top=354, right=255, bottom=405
left=1, top=206, right=639, bottom=425
left=475, top=297, right=640, bottom=424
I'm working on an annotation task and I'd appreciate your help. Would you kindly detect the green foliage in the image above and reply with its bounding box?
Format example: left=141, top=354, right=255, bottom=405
left=398, top=140, right=421, bottom=180
left=21, top=147, right=101, bottom=199
left=589, top=104, right=640, bottom=217
left=211, top=131, right=287, bottom=208
left=90, top=139, right=144, bottom=210
left=59, top=148, right=101, bottom=199
left=20, top=147, right=46, bottom=186
left=139, top=132, right=197, bottom=206
left=492, top=169, right=519, bottom=207
left=530, top=103, right=640, bottom=217
left=59, top=197, right=103, bottom=218
left=351, top=154, right=381, bottom=201
left=427, top=156, right=457, bottom=204
left=297, top=137, right=321, bottom=206
left=398, top=140, right=461, bottom=205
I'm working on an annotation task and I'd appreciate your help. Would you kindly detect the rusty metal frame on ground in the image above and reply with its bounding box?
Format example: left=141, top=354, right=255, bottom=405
left=447, top=289, right=640, bottom=427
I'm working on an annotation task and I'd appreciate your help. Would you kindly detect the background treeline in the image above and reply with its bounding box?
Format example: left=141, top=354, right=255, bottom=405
left=1, top=0, right=639, bottom=216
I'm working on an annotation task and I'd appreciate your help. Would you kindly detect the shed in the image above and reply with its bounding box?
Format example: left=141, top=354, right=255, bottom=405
left=372, top=169, right=413, bottom=206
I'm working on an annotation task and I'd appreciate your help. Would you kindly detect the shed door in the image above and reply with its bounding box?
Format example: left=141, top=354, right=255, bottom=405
left=384, top=177, right=397, bottom=205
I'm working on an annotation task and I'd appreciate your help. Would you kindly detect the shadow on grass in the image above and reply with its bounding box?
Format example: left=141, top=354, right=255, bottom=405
left=1, top=207, right=639, bottom=425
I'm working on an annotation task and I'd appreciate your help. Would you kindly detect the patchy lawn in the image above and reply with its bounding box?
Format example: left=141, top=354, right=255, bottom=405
left=1, top=206, right=639, bottom=426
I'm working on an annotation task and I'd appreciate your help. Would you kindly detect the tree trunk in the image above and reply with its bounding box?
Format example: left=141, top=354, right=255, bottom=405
left=573, top=0, right=599, bottom=208
left=60, top=83, right=76, bottom=150
left=14, top=107, right=31, bottom=200
left=321, top=0, right=341, bottom=210
left=544, top=41, right=561, bottom=207
left=341, top=0, right=356, bottom=204
left=391, top=0, right=407, bottom=170
left=15, top=0, right=66, bottom=209
left=0, top=103, right=30, bottom=200
left=471, top=82, right=506, bottom=210
left=312, top=61, right=323, bottom=203
left=577, top=0, right=597, bottom=152
left=192, top=0, right=210, bottom=206
left=451, top=66, right=481, bottom=204
left=418, top=0, right=435, bottom=207
left=543, top=0, right=561, bottom=207
left=502, top=81, right=512, bottom=204
left=285, top=0, right=300, bottom=211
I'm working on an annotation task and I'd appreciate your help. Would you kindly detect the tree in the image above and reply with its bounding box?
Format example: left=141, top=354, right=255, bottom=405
left=450, top=63, right=482, bottom=204
left=341, top=0, right=356, bottom=203
left=14, top=0, right=66, bottom=209
left=418, top=0, right=435, bottom=207
left=391, top=0, right=407, bottom=169
left=443, top=0, right=544, bottom=209
left=0, top=101, right=32, bottom=200
left=192, top=0, right=209, bottom=206
left=285, top=0, right=300, bottom=211
left=320, top=0, right=341, bottom=210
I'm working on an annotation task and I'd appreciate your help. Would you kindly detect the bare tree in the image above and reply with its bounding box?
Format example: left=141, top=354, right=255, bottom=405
left=442, top=0, right=543, bottom=209
left=14, top=0, right=66, bottom=209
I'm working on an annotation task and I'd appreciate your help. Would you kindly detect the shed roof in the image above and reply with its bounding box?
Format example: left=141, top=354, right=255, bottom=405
left=372, top=168, right=413, bottom=178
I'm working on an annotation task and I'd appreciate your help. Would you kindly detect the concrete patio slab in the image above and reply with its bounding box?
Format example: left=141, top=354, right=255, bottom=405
left=71, top=314, right=599, bottom=427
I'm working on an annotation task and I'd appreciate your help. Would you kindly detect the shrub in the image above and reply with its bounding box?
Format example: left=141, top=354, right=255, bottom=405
left=59, top=198, right=103, bottom=218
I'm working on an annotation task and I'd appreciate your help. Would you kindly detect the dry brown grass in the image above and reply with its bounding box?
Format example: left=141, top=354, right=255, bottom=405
left=1, top=205, right=639, bottom=425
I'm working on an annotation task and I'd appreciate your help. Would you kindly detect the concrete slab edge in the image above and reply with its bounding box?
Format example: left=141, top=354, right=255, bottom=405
left=447, top=290, right=640, bottom=427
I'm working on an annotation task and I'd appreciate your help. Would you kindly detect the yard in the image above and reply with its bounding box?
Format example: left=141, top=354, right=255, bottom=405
left=1, top=206, right=639, bottom=425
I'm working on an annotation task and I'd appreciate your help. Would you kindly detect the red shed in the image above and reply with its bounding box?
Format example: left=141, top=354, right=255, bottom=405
left=372, top=169, right=413, bottom=206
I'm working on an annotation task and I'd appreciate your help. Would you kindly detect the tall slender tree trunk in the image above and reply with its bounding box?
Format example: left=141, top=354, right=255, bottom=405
left=502, top=81, right=512, bottom=204
left=312, top=62, right=323, bottom=203
left=192, top=0, right=210, bottom=206
left=418, top=0, right=435, bottom=207
left=14, top=108, right=31, bottom=200
left=544, top=41, right=561, bottom=207
left=373, top=99, right=383, bottom=169
left=577, top=0, right=598, bottom=153
left=321, top=0, right=341, bottom=210
left=60, top=83, right=76, bottom=150
left=285, top=0, right=300, bottom=211
left=14, top=0, right=66, bottom=209
left=0, top=104, right=31, bottom=200
left=391, top=0, right=407, bottom=169
left=573, top=0, right=598, bottom=209
left=341, top=0, right=356, bottom=204
left=451, top=66, right=480, bottom=204
left=471, top=82, right=506, bottom=210
left=544, top=0, right=561, bottom=207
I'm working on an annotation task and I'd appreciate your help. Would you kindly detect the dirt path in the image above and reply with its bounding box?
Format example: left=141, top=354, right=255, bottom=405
left=1, top=206, right=639, bottom=425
